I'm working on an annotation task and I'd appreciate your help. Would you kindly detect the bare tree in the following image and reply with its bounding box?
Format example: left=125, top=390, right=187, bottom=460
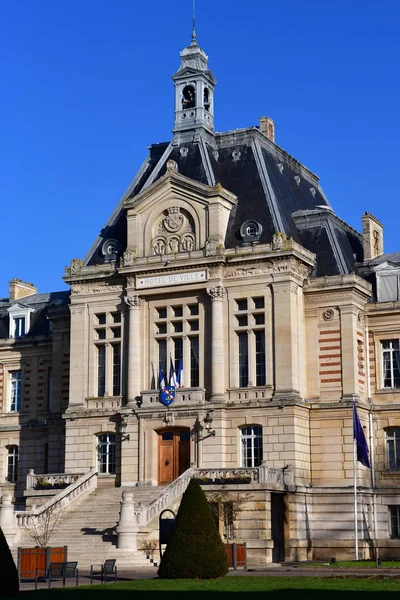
left=23, top=504, right=66, bottom=548
left=206, top=486, right=253, bottom=539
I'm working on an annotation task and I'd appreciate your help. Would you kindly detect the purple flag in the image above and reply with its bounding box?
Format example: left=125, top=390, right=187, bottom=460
left=353, top=403, right=371, bottom=468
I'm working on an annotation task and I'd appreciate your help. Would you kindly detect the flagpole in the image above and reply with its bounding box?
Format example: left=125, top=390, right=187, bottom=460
left=353, top=400, right=359, bottom=561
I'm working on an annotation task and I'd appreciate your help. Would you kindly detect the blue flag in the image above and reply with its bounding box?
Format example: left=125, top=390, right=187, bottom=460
left=159, top=367, right=165, bottom=389
left=353, top=403, right=371, bottom=468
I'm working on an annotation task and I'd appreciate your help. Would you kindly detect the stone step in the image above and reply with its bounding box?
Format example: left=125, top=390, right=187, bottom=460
left=16, top=484, right=169, bottom=568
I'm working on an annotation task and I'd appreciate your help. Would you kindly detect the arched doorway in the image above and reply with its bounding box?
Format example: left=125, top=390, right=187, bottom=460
left=158, top=427, right=190, bottom=485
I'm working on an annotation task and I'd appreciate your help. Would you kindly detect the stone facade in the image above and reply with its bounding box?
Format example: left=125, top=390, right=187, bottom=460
left=2, top=36, right=400, bottom=566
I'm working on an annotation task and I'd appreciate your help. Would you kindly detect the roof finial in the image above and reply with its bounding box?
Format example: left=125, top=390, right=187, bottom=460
left=191, top=0, right=197, bottom=44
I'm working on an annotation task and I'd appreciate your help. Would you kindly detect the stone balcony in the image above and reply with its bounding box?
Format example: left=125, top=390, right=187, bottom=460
left=140, top=387, right=206, bottom=409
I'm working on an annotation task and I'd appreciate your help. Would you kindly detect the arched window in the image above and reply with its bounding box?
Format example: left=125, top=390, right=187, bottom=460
left=204, top=87, right=210, bottom=112
left=240, top=425, right=263, bottom=467
left=182, top=85, right=195, bottom=109
left=386, top=427, right=400, bottom=471
left=6, top=445, right=18, bottom=483
left=97, top=433, right=116, bottom=474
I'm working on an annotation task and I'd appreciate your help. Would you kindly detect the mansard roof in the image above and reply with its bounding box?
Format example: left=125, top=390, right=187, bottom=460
left=0, top=291, right=69, bottom=340
left=84, top=127, right=364, bottom=276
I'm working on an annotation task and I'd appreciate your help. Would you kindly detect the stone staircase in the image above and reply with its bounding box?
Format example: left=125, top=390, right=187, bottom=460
left=18, top=485, right=165, bottom=570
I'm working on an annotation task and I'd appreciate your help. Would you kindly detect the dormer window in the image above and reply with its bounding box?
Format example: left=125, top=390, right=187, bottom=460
left=374, top=263, right=400, bottom=302
left=7, top=303, right=35, bottom=339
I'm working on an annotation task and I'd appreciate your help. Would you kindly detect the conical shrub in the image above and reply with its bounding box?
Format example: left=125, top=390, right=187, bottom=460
left=158, top=478, right=229, bottom=579
left=0, top=527, right=19, bottom=597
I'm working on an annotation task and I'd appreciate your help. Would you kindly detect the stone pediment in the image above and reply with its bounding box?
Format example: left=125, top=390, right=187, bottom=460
left=374, top=261, right=399, bottom=272
left=123, top=161, right=237, bottom=259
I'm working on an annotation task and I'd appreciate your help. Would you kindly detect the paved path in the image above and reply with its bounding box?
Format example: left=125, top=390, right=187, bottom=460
left=18, top=564, right=400, bottom=591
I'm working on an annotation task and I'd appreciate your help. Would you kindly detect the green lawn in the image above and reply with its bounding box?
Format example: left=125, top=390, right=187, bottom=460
left=308, top=561, right=400, bottom=568
left=16, top=576, right=400, bottom=598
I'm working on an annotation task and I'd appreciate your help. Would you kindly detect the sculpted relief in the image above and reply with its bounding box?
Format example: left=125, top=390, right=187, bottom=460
left=152, top=207, right=196, bottom=256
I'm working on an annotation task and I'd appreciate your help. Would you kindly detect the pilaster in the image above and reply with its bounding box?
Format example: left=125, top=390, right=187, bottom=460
left=207, top=286, right=226, bottom=402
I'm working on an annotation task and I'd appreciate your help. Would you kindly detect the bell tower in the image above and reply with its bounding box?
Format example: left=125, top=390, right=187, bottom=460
left=172, top=32, right=216, bottom=137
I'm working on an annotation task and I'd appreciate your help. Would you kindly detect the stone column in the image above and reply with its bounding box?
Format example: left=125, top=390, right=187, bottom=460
left=207, top=286, right=226, bottom=402
left=125, top=295, right=143, bottom=406
left=116, top=490, right=139, bottom=550
left=0, top=494, right=18, bottom=545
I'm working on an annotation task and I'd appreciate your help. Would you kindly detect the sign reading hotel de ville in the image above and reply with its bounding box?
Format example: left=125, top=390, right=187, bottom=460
left=136, top=270, right=207, bottom=289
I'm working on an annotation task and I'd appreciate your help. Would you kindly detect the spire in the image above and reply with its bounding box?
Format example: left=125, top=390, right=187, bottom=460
left=172, top=5, right=216, bottom=138
left=191, top=0, right=197, bottom=44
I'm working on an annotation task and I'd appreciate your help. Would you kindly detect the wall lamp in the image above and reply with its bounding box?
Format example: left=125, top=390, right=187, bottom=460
left=203, top=410, right=216, bottom=437
left=118, top=417, right=130, bottom=442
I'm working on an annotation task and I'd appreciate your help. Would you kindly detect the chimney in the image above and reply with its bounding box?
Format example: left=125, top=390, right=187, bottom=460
left=361, top=212, right=384, bottom=261
left=9, top=279, right=38, bottom=301
left=259, top=116, right=275, bottom=143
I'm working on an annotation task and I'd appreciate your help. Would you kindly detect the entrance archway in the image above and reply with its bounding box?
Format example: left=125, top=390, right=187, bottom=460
left=158, top=427, right=190, bottom=485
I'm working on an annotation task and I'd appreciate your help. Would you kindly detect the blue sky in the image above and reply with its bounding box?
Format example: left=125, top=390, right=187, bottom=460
left=1, top=0, right=399, bottom=297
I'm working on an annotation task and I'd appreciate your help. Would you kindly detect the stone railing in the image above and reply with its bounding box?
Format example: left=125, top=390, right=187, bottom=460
left=26, top=470, right=83, bottom=491
left=115, top=463, right=293, bottom=550
left=195, top=468, right=259, bottom=484
left=16, top=467, right=98, bottom=528
left=86, top=396, right=123, bottom=411
left=131, top=467, right=196, bottom=527
left=140, top=388, right=206, bottom=408
left=259, top=463, right=294, bottom=486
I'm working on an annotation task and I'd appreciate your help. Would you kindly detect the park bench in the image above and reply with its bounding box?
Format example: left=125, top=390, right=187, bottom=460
left=90, top=558, right=117, bottom=584
left=35, top=561, right=79, bottom=589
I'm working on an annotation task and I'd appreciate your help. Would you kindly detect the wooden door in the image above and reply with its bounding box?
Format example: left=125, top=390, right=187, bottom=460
left=271, top=493, right=285, bottom=563
left=158, top=428, right=190, bottom=484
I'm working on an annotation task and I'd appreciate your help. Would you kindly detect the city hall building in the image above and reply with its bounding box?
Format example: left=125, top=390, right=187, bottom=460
left=1, top=34, right=400, bottom=565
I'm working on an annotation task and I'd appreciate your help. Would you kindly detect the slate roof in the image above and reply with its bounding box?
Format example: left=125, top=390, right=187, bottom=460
left=84, top=125, right=364, bottom=277
left=0, top=291, right=70, bottom=340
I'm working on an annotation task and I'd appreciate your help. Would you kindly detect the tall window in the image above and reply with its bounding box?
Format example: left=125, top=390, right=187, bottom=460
left=10, top=371, right=22, bottom=412
left=154, top=302, right=200, bottom=388
left=158, top=339, right=167, bottom=382
left=382, top=340, right=400, bottom=388
left=255, top=331, right=266, bottom=386
left=386, top=428, right=400, bottom=471
left=190, top=337, right=199, bottom=387
left=94, top=311, right=122, bottom=397
left=97, top=433, right=116, bottom=474
left=97, top=345, right=106, bottom=397
left=6, top=446, right=18, bottom=482
left=238, top=333, right=249, bottom=387
left=235, top=297, right=266, bottom=387
left=240, top=425, right=263, bottom=467
left=14, top=317, right=26, bottom=338
left=389, top=506, right=400, bottom=539
left=112, top=343, right=121, bottom=396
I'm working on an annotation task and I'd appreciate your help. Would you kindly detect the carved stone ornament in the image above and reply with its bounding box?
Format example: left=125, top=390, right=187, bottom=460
left=205, top=238, right=218, bottom=257
left=163, top=412, right=175, bottom=426
left=123, top=248, right=136, bottom=267
left=69, top=258, right=83, bottom=275
left=71, top=283, right=123, bottom=295
left=124, top=295, right=143, bottom=309
left=322, top=308, right=335, bottom=321
left=152, top=207, right=195, bottom=255
left=272, top=232, right=286, bottom=251
left=166, top=159, right=178, bottom=173
left=207, top=286, right=226, bottom=301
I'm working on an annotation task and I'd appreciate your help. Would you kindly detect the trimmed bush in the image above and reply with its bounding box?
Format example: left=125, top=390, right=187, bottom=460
left=0, top=527, right=19, bottom=597
left=158, top=478, right=229, bottom=579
